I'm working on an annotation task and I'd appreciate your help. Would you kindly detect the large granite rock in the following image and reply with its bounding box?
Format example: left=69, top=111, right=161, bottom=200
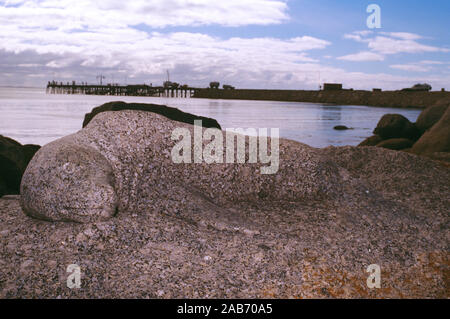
left=9, top=108, right=449, bottom=298
left=415, top=99, right=449, bottom=133
left=82, top=101, right=221, bottom=129
left=376, top=138, right=414, bottom=151
left=373, top=114, right=421, bottom=141
left=411, top=105, right=450, bottom=155
left=358, top=135, right=382, bottom=147
left=0, top=135, right=40, bottom=197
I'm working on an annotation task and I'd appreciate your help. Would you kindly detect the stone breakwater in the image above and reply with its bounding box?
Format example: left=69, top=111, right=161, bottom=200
left=0, top=108, right=448, bottom=298
left=194, top=89, right=450, bottom=109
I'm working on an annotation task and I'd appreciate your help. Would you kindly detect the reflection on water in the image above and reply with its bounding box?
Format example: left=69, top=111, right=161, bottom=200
left=0, top=87, right=422, bottom=148
left=319, top=105, right=342, bottom=122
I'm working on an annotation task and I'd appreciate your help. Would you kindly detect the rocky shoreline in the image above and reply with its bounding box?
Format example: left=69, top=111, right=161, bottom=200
left=0, top=101, right=449, bottom=298
left=359, top=97, right=450, bottom=166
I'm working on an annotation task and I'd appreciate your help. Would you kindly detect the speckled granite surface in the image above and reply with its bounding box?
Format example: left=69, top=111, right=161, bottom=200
left=1, top=110, right=449, bottom=298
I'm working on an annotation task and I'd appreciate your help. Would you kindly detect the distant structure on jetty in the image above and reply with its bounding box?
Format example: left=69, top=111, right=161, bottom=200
left=323, top=83, right=343, bottom=91
left=46, top=80, right=200, bottom=98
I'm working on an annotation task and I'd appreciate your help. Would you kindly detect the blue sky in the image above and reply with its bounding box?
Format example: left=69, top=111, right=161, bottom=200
left=0, top=0, right=449, bottom=89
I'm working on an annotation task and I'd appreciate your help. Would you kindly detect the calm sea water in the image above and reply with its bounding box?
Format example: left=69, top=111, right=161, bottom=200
left=0, top=87, right=422, bottom=148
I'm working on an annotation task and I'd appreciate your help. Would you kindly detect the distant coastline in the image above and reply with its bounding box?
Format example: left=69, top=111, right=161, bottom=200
left=0, top=85, right=43, bottom=89
left=4, top=85, right=447, bottom=109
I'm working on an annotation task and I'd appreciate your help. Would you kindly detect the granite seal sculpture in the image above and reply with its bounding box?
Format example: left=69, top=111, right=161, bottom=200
left=20, top=106, right=346, bottom=223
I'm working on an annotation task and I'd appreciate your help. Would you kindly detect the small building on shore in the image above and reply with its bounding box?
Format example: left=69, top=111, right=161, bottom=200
left=323, top=83, right=343, bottom=91
left=209, top=82, right=220, bottom=89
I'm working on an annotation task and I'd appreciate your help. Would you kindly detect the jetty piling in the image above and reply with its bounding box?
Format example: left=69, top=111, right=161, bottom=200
left=46, top=81, right=198, bottom=98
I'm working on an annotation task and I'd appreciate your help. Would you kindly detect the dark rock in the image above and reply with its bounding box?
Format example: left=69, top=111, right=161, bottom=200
left=376, top=138, right=415, bottom=151
left=22, top=145, right=41, bottom=163
left=358, top=135, right=383, bottom=147
left=411, top=106, right=450, bottom=155
left=373, top=114, right=421, bottom=141
left=0, top=181, right=6, bottom=198
left=0, top=135, right=40, bottom=197
left=415, top=99, right=449, bottom=133
left=0, top=154, right=22, bottom=196
left=82, top=101, right=221, bottom=129
left=333, top=125, right=352, bottom=130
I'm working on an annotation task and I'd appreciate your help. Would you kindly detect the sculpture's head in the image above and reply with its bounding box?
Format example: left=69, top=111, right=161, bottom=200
left=20, top=140, right=118, bottom=223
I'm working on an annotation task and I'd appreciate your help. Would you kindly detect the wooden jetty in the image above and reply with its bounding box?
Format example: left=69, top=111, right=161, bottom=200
left=46, top=81, right=199, bottom=98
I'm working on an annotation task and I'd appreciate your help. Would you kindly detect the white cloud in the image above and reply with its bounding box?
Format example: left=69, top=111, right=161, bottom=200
left=17, top=63, right=41, bottom=67
left=0, top=2, right=449, bottom=90
left=337, top=51, right=384, bottom=62
left=389, top=60, right=450, bottom=73
left=418, top=60, right=445, bottom=65
left=353, top=31, right=374, bottom=36
left=390, top=64, right=431, bottom=72
left=343, top=30, right=373, bottom=42
left=46, top=60, right=73, bottom=68
left=343, top=31, right=449, bottom=55
left=380, top=32, right=423, bottom=41
left=0, top=0, right=289, bottom=28
left=0, top=1, right=330, bottom=88
left=0, top=22, right=332, bottom=87
left=368, top=36, right=449, bottom=55
left=0, top=27, right=330, bottom=68
left=343, top=34, right=366, bottom=42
